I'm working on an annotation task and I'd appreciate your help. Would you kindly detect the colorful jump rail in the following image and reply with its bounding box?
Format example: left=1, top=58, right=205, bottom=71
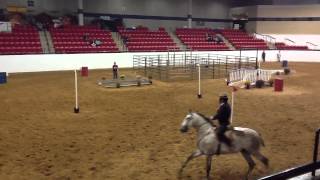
left=228, top=68, right=284, bottom=86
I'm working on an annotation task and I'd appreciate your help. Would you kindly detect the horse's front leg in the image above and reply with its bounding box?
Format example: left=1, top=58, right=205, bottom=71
left=206, top=155, right=213, bottom=180
left=179, top=149, right=203, bottom=176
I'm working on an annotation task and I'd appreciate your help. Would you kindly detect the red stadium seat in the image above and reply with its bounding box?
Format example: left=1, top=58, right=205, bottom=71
left=175, top=28, right=229, bottom=51
left=118, top=26, right=178, bottom=52
left=0, top=25, right=42, bottom=55
left=50, top=25, right=118, bottom=53
left=219, top=29, right=269, bottom=50
left=275, top=42, right=308, bottom=50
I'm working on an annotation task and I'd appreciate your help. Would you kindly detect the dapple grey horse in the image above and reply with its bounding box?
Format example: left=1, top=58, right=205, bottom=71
left=179, top=112, right=269, bottom=179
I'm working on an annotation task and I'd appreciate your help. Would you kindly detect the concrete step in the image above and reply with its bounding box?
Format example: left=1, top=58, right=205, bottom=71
left=168, top=30, right=187, bottom=51
left=217, top=34, right=235, bottom=50
left=39, top=31, right=49, bottom=53
left=111, top=32, right=127, bottom=52
left=44, top=31, right=55, bottom=53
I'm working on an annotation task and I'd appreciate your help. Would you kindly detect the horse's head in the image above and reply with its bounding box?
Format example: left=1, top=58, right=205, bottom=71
left=180, top=111, right=195, bottom=133
left=180, top=111, right=214, bottom=133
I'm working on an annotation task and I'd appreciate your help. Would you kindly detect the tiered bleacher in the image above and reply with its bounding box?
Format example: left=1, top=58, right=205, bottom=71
left=275, top=42, right=309, bottom=50
left=0, top=25, right=42, bottom=55
left=118, top=27, right=179, bottom=52
left=50, top=25, right=118, bottom=53
left=220, top=29, right=269, bottom=50
left=176, top=28, right=229, bottom=51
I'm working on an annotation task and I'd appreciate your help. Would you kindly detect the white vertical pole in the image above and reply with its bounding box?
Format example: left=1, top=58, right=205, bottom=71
left=74, top=70, right=79, bottom=113
left=258, top=55, right=261, bottom=80
left=197, top=64, right=202, bottom=98
left=230, top=90, right=234, bottom=123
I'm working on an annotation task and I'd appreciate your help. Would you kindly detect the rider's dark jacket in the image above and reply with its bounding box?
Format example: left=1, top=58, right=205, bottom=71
left=212, top=102, right=231, bottom=126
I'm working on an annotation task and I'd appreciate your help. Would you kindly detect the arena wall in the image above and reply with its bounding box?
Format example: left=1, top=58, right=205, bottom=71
left=230, top=4, right=320, bottom=34
left=272, top=0, right=319, bottom=5
left=83, top=0, right=231, bottom=29
left=1, top=50, right=320, bottom=73
left=256, top=4, right=320, bottom=34
left=4, top=0, right=77, bottom=14
left=2, top=0, right=232, bottom=29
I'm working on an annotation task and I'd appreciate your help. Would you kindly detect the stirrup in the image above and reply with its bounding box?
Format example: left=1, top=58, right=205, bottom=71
left=216, top=143, right=221, bottom=155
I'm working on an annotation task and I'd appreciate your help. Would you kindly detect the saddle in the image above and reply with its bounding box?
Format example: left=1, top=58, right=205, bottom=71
left=214, top=126, right=245, bottom=137
left=214, top=126, right=245, bottom=155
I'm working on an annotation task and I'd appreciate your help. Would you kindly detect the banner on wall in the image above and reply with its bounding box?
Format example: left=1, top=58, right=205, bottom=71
left=0, top=22, right=12, bottom=32
left=7, top=6, right=27, bottom=13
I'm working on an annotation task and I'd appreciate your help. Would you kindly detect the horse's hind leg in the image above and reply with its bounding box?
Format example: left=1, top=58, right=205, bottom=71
left=252, top=151, right=269, bottom=168
left=241, top=150, right=256, bottom=180
left=206, top=155, right=213, bottom=179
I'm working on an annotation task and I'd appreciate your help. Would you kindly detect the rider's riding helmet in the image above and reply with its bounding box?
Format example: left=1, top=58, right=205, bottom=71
left=219, top=93, right=228, bottom=102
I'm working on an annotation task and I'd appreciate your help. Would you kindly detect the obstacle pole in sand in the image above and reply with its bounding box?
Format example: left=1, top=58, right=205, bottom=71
left=230, top=86, right=238, bottom=123
left=197, top=64, right=202, bottom=98
left=74, top=70, right=79, bottom=113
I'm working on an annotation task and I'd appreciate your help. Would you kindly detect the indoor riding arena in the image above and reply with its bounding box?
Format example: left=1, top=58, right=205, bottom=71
left=0, top=1, right=320, bottom=180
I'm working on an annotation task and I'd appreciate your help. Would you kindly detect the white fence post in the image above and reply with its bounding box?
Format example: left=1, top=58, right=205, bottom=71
left=74, top=70, right=79, bottom=113
left=197, top=63, right=202, bottom=98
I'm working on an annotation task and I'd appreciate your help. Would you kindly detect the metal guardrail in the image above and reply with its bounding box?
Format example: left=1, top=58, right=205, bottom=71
left=306, top=42, right=318, bottom=47
left=259, top=128, right=320, bottom=180
left=254, top=33, right=276, bottom=44
left=284, top=38, right=296, bottom=45
left=306, top=42, right=318, bottom=50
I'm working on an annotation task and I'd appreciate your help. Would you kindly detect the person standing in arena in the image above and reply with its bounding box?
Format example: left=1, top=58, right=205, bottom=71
left=262, top=51, right=266, bottom=62
left=112, top=62, right=119, bottom=79
left=277, top=50, right=281, bottom=62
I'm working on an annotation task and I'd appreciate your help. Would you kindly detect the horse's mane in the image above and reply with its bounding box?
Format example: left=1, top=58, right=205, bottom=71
left=194, top=112, right=216, bottom=127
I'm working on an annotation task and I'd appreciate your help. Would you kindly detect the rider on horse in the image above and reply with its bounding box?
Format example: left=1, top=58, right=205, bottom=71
left=210, top=93, right=232, bottom=146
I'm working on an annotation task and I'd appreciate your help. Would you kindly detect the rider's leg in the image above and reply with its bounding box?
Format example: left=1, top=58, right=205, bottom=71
left=217, top=125, right=231, bottom=146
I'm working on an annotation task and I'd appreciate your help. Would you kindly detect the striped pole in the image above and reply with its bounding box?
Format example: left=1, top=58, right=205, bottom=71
left=74, top=70, right=79, bottom=113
